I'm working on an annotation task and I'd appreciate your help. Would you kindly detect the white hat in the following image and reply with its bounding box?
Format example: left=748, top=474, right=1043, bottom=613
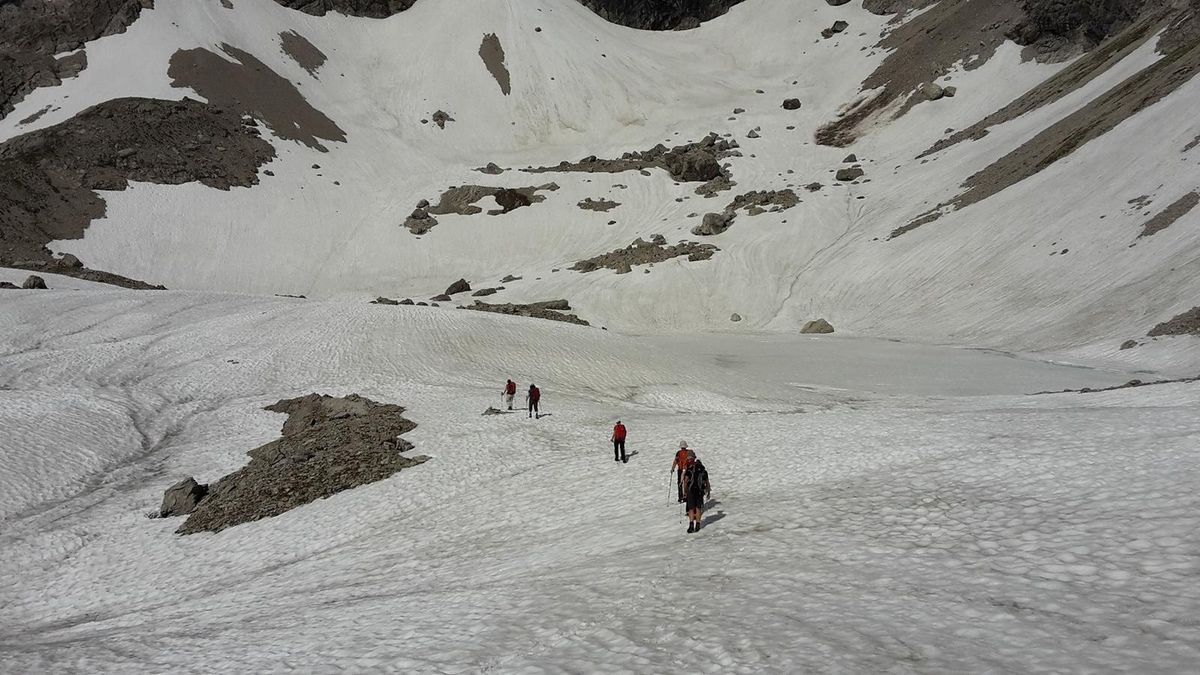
left=679, top=440, right=688, bottom=449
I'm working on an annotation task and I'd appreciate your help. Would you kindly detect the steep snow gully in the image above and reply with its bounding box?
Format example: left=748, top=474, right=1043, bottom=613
left=1, top=0, right=1199, bottom=672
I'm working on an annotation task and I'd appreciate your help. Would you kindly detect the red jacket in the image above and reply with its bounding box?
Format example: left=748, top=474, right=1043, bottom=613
left=528, top=386, right=540, bottom=402
left=505, top=381, right=516, bottom=395
left=613, top=423, right=627, bottom=440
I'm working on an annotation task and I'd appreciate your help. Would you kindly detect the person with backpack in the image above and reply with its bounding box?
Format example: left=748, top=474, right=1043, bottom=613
left=527, top=384, right=541, bottom=419
left=612, top=420, right=627, bottom=463
left=503, top=379, right=517, bottom=410
left=681, top=450, right=710, bottom=533
left=670, top=441, right=692, bottom=503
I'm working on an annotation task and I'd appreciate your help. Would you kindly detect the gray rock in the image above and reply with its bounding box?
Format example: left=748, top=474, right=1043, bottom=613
left=920, top=83, right=944, bottom=101
left=730, top=313, right=742, bottom=322
left=747, top=129, right=760, bottom=139
left=826, top=0, right=851, bottom=5
left=781, top=98, right=801, bottom=110
left=22, top=275, right=47, bottom=289
left=843, top=154, right=858, bottom=163
left=399, top=298, right=415, bottom=305
left=445, top=278, right=471, bottom=295
left=821, top=20, right=849, bottom=38
left=58, top=253, right=83, bottom=268
left=476, top=162, right=504, bottom=174
left=160, top=477, right=207, bottom=518
left=0, top=282, right=19, bottom=289
left=1119, top=339, right=1137, bottom=350
left=472, top=287, right=499, bottom=296
left=430, top=294, right=452, bottom=302
left=732, top=107, right=745, bottom=114
left=835, top=167, right=864, bottom=182
left=431, top=109, right=455, bottom=129
left=691, top=210, right=735, bottom=236
left=371, top=296, right=400, bottom=305
left=800, top=318, right=835, bottom=334
left=942, top=85, right=957, bottom=97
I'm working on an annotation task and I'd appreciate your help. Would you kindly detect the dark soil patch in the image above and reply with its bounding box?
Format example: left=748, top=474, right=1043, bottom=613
left=169, top=43, right=346, bottom=151
left=0, top=97, right=274, bottom=268
left=279, top=30, right=327, bottom=77
left=1139, top=191, right=1199, bottom=238
left=0, top=0, right=149, bottom=120
left=461, top=299, right=590, bottom=326
left=526, top=133, right=738, bottom=195
left=480, top=33, right=511, bottom=96
left=272, top=0, right=417, bottom=17
left=571, top=236, right=718, bottom=273
left=177, top=393, right=424, bottom=534
left=1148, top=306, right=1200, bottom=336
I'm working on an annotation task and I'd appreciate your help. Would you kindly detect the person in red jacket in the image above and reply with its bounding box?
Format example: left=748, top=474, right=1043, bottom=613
left=527, top=384, right=541, bottom=419
left=503, top=379, right=517, bottom=410
left=612, top=420, right=628, bottom=463
left=670, top=440, right=692, bottom=503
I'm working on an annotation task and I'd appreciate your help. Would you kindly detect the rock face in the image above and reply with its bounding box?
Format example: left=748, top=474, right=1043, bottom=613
left=0, top=0, right=152, bottom=119
left=801, top=318, right=836, bottom=334
left=21, top=275, right=46, bottom=289
left=271, top=0, right=417, bottom=17
left=177, top=393, right=423, bottom=535
left=574, top=0, right=747, bottom=30
left=0, top=97, right=274, bottom=269
left=160, top=477, right=208, bottom=518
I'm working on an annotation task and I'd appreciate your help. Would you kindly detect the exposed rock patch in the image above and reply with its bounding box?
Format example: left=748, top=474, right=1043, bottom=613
left=1147, top=306, right=1200, bottom=337
left=271, top=0, right=417, bottom=17
left=836, top=167, right=865, bottom=182
left=575, top=0, right=747, bottom=30
left=444, top=278, right=471, bottom=295
left=0, top=0, right=150, bottom=120
left=177, top=393, right=424, bottom=534
left=5, top=258, right=165, bottom=290
left=0, top=97, right=274, bottom=269
left=801, top=318, right=836, bottom=334
left=822, top=20, right=850, bottom=38
left=432, top=110, right=454, bottom=129
left=279, top=30, right=327, bottom=77
left=479, top=33, right=512, bottom=96
left=476, top=162, right=504, bottom=175
left=578, top=197, right=620, bottom=212
left=526, top=133, right=738, bottom=196
left=160, top=477, right=207, bottom=518
left=462, top=299, right=590, bottom=326
left=21, top=274, right=46, bottom=289
left=169, top=43, right=346, bottom=151
left=728, top=189, right=799, bottom=216
left=1138, top=191, right=1199, bottom=238
left=571, top=236, right=717, bottom=273
left=371, top=296, right=400, bottom=305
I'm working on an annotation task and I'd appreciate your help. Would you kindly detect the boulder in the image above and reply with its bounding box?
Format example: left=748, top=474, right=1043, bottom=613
left=843, top=154, right=858, bottom=163
left=477, top=162, right=504, bottom=175
left=399, top=299, right=415, bottom=305
left=1119, top=339, right=1137, bottom=350
left=59, top=253, right=84, bottom=268
left=482, top=407, right=506, bottom=416
left=800, top=318, right=835, bottom=334
left=920, top=83, right=944, bottom=101
left=821, top=20, right=849, bottom=38
left=430, top=294, right=452, bottom=302
left=371, top=296, right=400, bottom=305
left=431, top=110, right=455, bottom=129
left=781, top=98, right=802, bottom=110
left=160, top=477, right=207, bottom=518
left=472, top=288, right=499, bottom=297
left=835, top=167, right=864, bottom=182
left=0, top=282, right=18, bottom=289
left=445, top=278, right=471, bottom=295
left=691, top=210, right=735, bottom=236
left=730, top=313, right=742, bottom=322
left=747, top=129, right=760, bottom=139
left=942, top=86, right=957, bottom=97
left=22, top=275, right=47, bottom=289
left=827, top=0, right=851, bottom=4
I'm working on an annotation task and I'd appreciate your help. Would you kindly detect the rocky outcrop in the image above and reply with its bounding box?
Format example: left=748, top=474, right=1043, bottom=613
left=0, top=97, right=273, bottom=270
left=177, top=394, right=424, bottom=535
left=1139, top=192, right=1199, bottom=238
left=571, top=237, right=718, bottom=272
left=578, top=197, right=620, bottom=212
left=1148, top=307, right=1200, bottom=337
left=801, top=318, right=836, bottom=334
left=160, top=477, right=207, bottom=518
left=526, top=133, right=738, bottom=195
left=461, top=299, right=591, bottom=326
left=0, top=0, right=152, bottom=120
left=575, top=0, right=747, bottom=30
left=271, top=0, right=417, bottom=17
left=692, top=211, right=735, bottom=236
left=444, top=278, right=471, bottom=295
left=4, top=258, right=164, bottom=290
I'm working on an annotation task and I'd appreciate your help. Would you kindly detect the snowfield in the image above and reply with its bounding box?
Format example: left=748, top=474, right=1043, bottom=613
left=1, top=289, right=1197, bottom=672
left=1, top=0, right=1199, bottom=671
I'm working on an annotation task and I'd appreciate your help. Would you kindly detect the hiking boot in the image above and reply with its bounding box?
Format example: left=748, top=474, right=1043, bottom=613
left=687, top=522, right=695, bottom=533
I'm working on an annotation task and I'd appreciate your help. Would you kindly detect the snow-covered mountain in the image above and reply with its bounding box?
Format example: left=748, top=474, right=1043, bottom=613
left=1, top=1, right=1198, bottom=671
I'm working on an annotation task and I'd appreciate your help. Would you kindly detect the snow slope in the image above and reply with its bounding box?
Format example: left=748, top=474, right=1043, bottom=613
left=0, top=290, right=1197, bottom=672
left=0, top=0, right=1196, bottom=366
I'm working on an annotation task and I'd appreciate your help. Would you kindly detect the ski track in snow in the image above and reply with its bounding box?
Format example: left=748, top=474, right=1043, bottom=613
left=0, top=292, right=1198, bottom=673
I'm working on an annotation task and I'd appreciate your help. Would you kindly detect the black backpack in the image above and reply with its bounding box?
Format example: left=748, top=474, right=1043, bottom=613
left=684, top=461, right=708, bottom=494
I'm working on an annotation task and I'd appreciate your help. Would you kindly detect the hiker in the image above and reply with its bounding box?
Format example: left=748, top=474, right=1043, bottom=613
left=681, top=450, right=711, bottom=533
left=527, top=384, right=541, bottom=419
left=612, top=420, right=627, bottom=463
left=670, top=441, right=691, bottom=503
left=503, top=379, right=517, bottom=410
